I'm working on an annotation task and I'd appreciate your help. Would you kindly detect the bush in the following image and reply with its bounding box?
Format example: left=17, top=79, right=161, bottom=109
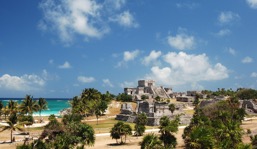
left=116, top=93, right=132, bottom=102
left=18, top=115, right=34, bottom=124
left=141, top=95, right=149, bottom=100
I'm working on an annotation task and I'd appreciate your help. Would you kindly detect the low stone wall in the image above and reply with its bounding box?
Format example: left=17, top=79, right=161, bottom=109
left=115, top=114, right=130, bottom=121
left=115, top=114, right=192, bottom=126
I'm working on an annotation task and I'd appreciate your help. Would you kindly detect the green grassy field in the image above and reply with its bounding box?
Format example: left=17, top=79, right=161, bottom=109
left=85, top=118, right=158, bottom=134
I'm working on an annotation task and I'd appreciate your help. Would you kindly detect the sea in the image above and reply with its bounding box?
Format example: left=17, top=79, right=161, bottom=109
left=0, top=98, right=71, bottom=116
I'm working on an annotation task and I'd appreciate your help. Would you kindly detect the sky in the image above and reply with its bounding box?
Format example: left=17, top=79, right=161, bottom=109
left=1, top=0, right=257, bottom=98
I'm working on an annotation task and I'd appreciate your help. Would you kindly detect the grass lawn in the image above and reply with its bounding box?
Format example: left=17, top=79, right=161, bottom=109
left=85, top=118, right=158, bottom=134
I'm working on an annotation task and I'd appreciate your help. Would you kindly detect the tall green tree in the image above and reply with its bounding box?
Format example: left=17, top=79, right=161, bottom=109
left=20, top=95, right=39, bottom=115
left=95, top=100, right=108, bottom=125
left=71, top=88, right=110, bottom=124
left=0, top=113, right=24, bottom=143
left=134, top=113, right=148, bottom=136
left=38, top=98, right=48, bottom=121
left=110, top=121, right=132, bottom=144
left=71, top=88, right=101, bottom=116
left=140, top=133, right=163, bottom=149
left=159, top=116, right=180, bottom=148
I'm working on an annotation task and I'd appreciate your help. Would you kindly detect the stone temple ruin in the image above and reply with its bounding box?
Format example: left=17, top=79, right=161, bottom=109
left=115, top=101, right=192, bottom=126
left=116, top=80, right=192, bottom=125
left=124, top=80, right=172, bottom=100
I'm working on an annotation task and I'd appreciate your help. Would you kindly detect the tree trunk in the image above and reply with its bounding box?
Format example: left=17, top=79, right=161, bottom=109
left=39, top=110, right=41, bottom=122
left=10, top=129, right=13, bottom=143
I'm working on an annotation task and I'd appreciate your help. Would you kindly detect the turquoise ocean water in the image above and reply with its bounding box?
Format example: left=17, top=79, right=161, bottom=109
left=0, top=98, right=71, bottom=116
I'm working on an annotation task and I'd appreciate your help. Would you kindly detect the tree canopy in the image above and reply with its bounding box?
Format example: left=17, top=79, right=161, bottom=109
left=110, top=121, right=132, bottom=144
left=183, top=98, right=247, bottom=149
left=134, top=113, right=148, bottom=136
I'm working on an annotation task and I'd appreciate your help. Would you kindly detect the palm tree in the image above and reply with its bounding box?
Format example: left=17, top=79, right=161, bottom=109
left=140, top=133, right=163, bottom=149
left=8, top=100, right=18, bottom=114
left=110, top=121, right=132, bottom=144
left=168, top=104, right=176, bottom=115
left=0, top=113, right=24, bottom=143
left=134, top=113, right=148, bottom=136
left=184, top=126, right=215, bottom=149
left=38, top=98, right=48, bottom=121
left=74, top=123, right=95, bottom=148
left=71, top=88, right=102, bottom=117
left=20, top=95, right=39, bottom=115
left=159, top=116, right=180, bottom=148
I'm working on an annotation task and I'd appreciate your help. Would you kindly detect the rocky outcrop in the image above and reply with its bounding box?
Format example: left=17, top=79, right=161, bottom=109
left=241, top=100, right=257, bottom=113
left=59, top=108, right=72, bottom=116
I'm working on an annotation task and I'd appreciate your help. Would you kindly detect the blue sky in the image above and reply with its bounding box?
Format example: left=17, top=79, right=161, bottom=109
left=1, top=0, right=257, bottom=98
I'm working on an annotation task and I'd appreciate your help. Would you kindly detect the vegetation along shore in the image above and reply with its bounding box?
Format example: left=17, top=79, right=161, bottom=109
left=1, top=87, right=257, bottom=148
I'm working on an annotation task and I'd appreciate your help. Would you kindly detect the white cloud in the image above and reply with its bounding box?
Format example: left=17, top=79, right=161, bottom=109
left=49, top=59, right=54, bottom=64
left=42, top=69, right=48, bottom=80
left=216, top=29, right=231, bottom=36
left=105, top=0, right=126, bottom=10
left=42, top=69, right=59, bottom=80
left=247, top=0, right=257, bottom=9
left=110, top=11, right=138, bottom=28
left=218, top=11, right=240, bottom=24
left=167, top=33, right=195, bottom=50
left=120, top=81, right=136, bottom=88
left=228, top=47, right=236, bottom=56
left=39, top=0, right=137, bottom=43
left=0, top=74, right=45, bottom=91
left=103, top=79, right=114, bottom=87
left=142, top=50, right=162, bottom=66
left=116, top=50, right=140, bottom=67
left=251, top=72, right=257, bottom=77
left=77, top=76, right=95, bottom=83
left=191, top=82, right=204, bottom=90
left=176, top=2, right=199, bottom=9
left=58, top=61, right=71, bottom=69
left=146, top=52, right=229, bottom=86
left=124, top=50, right=140, bottom=61
left=242, top=56, right=253, bottom=63
left=40, top=0, right=108, bottom=43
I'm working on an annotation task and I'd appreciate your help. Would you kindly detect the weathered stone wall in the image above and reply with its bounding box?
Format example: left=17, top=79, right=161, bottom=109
left=115, top=114, right=130, bottom=121
left=241, top=100, right=257, bottom=113
left=115, top=101, right=192, bottom=126
left=138, top=101, right=150, bottom=113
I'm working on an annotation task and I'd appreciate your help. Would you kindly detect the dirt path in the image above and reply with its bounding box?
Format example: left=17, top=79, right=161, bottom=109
left=84, top=126, right=185, bottom=149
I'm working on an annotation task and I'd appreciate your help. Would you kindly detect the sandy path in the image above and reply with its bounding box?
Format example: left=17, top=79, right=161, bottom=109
left=90, top=127, right=185, bottom=149
left=0, top=127, right=185, bottom=149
